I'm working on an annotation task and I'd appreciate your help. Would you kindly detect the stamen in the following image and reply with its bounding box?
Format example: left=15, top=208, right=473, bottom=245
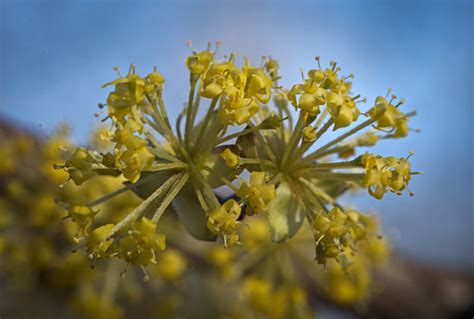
left=113, top=66, right=122, bottom=78
left=315, top=56, right=322, bottom=69
left=141, top=266, right=150, bottom=282
left=186, top=40, right=193, bottom=50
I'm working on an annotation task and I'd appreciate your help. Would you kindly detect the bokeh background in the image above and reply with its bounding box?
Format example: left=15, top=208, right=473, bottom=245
left=1, top=0, right=472, bottom=281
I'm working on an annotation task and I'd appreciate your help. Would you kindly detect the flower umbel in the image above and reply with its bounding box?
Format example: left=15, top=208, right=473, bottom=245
left=58, top=43, right=418, bottom=272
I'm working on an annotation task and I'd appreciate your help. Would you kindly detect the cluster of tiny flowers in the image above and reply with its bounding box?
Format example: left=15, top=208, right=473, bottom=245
left=1, top=116, right=394, bottom=319
left=312, top=208, right=377, bottom=264
left=57, top=42, right=418, bottom=275
left=0, top=127, right=190, bottom=319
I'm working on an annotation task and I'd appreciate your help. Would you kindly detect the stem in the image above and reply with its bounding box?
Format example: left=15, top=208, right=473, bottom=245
left=312, top=144, right=353, bottom=159
left=156, top=91, right=172, bottom=131
left=299, top=178, right=338, bottom=206
left=193, top=96, right=220, bottom=153
left=304, top=118, right=374, bottom=162
left=277, top=103, right=286, bottom=141
left=107, top=173, right=180, bottom=238
left=189, top=81, right=202, bottom=134
left=281, top=111, right=305, bottom=168
left=176, top=110, right=185, bottom=143
left=88, top=186, right=129, bottom=207
left=288, top=116, right=332, bottom=162
left=146, top=111, right=189, bottom=162
left=88, top=169, right=176, bottom=208
left=184, top=78, right=198, bottom=148
left=144, top=114, right=166, bottom=137
left=198, top=176, right=221, bottom=210
left=192, top=179, right=209, bottom=212
left=240, top=158, right=276, bottom=169
left=145, top=95, right=180, bottom=149
left=90, top=166, right=122, bottom=176
left=144, top=131, right=181, bottom=163
left=201, top=164, right=240, bottom=194
left=297, top=171, right=365, bottom=182
left=216, top=126, right=258, bottom=145
left=247, top=121, right=277, bottom=163
left=294, top=159, right=360, bottom=171
left=152, top=173, right=189, bottom=223
left=149, top=162, right=188, bottom=171
left=314, top=107, right=329, bottom=129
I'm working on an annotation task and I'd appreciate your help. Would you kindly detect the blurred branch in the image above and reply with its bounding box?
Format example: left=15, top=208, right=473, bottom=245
left=309, top=253, right=474, bottom=319
left=365, top=254, right=474, bottom=319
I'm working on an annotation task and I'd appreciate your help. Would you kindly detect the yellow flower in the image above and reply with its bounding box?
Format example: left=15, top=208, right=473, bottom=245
left=65, top=148, right=97, bottom=185
left=244, top=65, right=272, bottom=104
left=154, top=249, right=187, bottom=281
left=237, top=172, right=276, bottom=216
left=145, top=67, right=165, bottom=92
left=207, top=246, right=233, bottom=268
left=186, top=50, right=214, bottom=75
left=74, top=285, right=123, bottom=319
left=327, top=93, right=360, bottom=129
left=362, top=153, right=412, bottom=199
left=302, top=126, right=317, bottom=142
left=117, top=217, right=166, bottom=266
left=368, top=95, right=408, bottom=137
left=220, top=97, right=260, bottom=125
left=243, top=277, right=273, bottom=313
left=117, top=145, right=154, bottom=183
left=220, top=148, right=240, bottom=168
left=207, top=199, right=241, bottom=247
left=87, top=224, right=115, bottom=258
left=104, top=71, right=146, bottom=107
left=312, top=207, right=352, bottom=264
left=241, top=218, right=270, bottom=248
left=67, top=201, right=97, bottom=239
left=287, top=84, right=326, bottom=115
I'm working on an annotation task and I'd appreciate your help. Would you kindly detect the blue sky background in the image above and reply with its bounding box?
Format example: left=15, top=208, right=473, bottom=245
left=1, top=0, right=472, bottom=270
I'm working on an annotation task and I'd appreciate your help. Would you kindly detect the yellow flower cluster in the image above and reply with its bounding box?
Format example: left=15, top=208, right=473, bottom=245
left=362, top=153, right=412, bottom=199
left=53, top=43, right=418, bottom=283
left=288, top=61, right=360, bottom=129
left=368, top=95, right=409, bottom=138
left=1, top=117, right=396, bottom=318
left=115, top=217, right=166, bottom=267
left=64, top=148, right=98, bottom=185
left=207, top=199, right=241, bottom=247
left=0, top=127, right=191, bottom=319
left=312, top=208, right=377, bottom=264
left=237, top=172, right=276, bottom=216
left=198, top=55, right=273, bottom=125
left=243, top=277, right=311, bottom=319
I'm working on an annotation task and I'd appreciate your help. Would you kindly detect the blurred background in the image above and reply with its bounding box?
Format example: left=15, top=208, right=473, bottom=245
left=1, top=0, right=473, bottom=318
